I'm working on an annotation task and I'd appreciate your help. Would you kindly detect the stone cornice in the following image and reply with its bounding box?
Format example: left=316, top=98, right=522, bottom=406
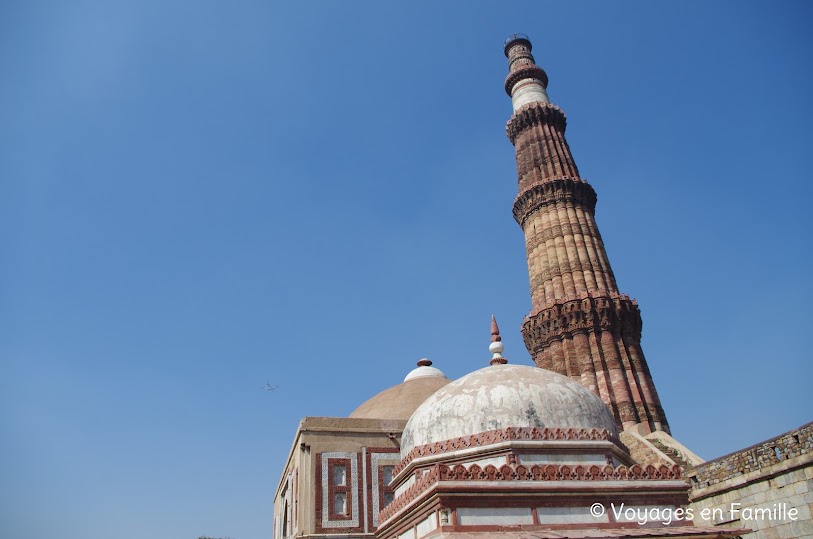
left=379, top=461, right=685, bottom=524
left=512, top=178, right=597, bottom=228
left=396, top=439, right=632, bottom=486
left=394, top=427, right=620, bottom=477
left=522, top=294, right=643, bottom=354
left=506, top=101, right=566, bottom=144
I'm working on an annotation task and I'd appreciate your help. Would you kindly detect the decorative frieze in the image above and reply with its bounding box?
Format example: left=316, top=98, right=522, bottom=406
left=379, top=461, right=684, bottom=523
left=525, top=221, right=592, bottom=248
left=529, top=259, right=608, bottom=285
left=394, top=426, right=620, bottom=476
left=370, top=451, right=400, bottom=528
left=317, top=452, right=361, bottom=530
left=522, top=295, right=643, bottom=353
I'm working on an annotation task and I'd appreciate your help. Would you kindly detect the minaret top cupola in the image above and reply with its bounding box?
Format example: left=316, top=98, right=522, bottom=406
left=504, top=33, right=550, bottom=111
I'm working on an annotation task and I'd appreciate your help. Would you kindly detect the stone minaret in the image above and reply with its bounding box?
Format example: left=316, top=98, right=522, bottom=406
left=503, top=34, right=669, bottom=434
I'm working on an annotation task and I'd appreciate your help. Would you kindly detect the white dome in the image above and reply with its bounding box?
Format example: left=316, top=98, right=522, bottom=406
left=401, top=364, right=618, bottom=456
left=404, top=364, right=447, bottom=382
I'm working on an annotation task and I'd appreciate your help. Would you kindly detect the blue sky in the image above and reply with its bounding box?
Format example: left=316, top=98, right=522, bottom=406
left=1, top=2, right=811, bottom=539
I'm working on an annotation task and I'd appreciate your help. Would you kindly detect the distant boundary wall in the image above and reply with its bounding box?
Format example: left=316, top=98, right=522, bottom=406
left=688, top=422, right=813, bottom=538
left=690, top=422, right=812, bottom=491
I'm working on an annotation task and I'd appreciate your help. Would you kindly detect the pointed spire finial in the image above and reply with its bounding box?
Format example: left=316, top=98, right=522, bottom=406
left=489, top=315, right=507, bottom=365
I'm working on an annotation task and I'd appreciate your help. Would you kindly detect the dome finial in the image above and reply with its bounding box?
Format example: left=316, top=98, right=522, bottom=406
left=489, top=315, right=507, bottom=365
left=403, top=358, right=448, bottom=382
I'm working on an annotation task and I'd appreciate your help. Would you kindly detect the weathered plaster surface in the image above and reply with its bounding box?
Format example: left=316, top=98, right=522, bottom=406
left=401, top=364, right=618, bottom=455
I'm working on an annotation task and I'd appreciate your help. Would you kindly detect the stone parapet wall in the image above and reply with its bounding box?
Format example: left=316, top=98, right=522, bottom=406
left=688, top=458, right=813, bottom=538
left=687, top=422, right=813, bottom=539
left=689, top=422, right=812, bottom=491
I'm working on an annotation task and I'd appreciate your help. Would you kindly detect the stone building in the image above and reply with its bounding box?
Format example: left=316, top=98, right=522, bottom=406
left=273, top=35, right=812, bottom=539
left=687, top=422, right=813, bottom=538
left=274, top=362, right=450, bottom=537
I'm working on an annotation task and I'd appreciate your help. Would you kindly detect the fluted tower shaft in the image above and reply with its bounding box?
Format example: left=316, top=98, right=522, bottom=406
left=503, top=35, right=669, bottom=434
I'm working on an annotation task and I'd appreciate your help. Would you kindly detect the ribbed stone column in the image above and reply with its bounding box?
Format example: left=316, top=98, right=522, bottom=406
left=503, top=34, right=670, bottom=434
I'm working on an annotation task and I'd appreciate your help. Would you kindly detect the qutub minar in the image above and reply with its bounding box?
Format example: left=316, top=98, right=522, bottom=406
left=504, top=35, right=667, bottom=434
left=272, top=35, right=813, bottom=539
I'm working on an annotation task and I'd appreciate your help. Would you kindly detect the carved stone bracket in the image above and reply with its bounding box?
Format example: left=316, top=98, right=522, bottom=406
left=512, top=178, right=597, bottom=228
left=522, top=295, right=643, bottom=355
left=506, top=101, right=566, bottom=143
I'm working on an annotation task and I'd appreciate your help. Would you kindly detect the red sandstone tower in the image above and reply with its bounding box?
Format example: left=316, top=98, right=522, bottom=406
left=503, top=34, right=669, bottom=434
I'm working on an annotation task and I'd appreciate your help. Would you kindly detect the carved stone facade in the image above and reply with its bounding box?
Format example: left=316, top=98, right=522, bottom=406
left=273, top=417, right=403, bottom=539
left=504, top=36, right=669, bottom=434
left=378, top=460, right=685, bottom=524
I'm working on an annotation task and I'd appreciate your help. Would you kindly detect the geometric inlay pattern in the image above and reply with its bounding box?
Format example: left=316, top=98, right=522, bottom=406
left=321, top=452, right=359, bottom=528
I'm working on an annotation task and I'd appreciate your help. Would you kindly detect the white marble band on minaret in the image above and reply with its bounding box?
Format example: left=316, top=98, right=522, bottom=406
left=503, top=34, right=550, bottom=111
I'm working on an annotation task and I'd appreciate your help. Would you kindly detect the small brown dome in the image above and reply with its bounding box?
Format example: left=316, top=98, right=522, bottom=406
left=349, top=364, right=450, bottom=421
